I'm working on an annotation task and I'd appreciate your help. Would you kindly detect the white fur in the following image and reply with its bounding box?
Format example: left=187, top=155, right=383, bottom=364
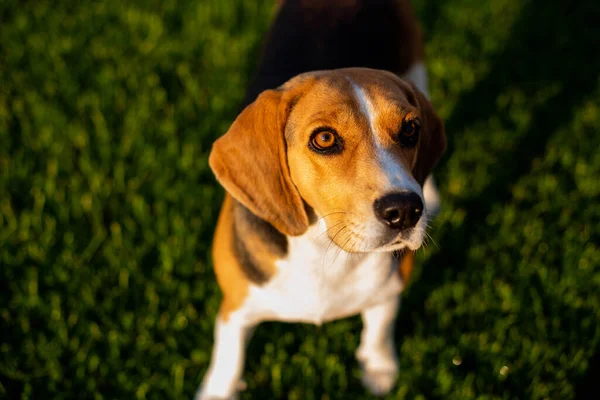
left=247, top=222, right=404, bottom=325
left=197, top=64, right=438, bottom=399
left=349, top=77, right=428, bottom=251
left=401, top=62, right=442, bottom=216
left=196, top=222, right=404, bottom=399
left=350, top=79, right=421, bottom=193
left=196, top=316, right=248, bottom=400
left=350, top=81, right=377, bottom=133
left=423, top=175, right=441, bottom=217
left=357, top=296, right=400, bottom=395
left=401, top=61, right=429, bottom=98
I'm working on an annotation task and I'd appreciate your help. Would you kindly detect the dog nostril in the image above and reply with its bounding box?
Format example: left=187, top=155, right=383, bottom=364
left=386, top=209, right=401, bottom=224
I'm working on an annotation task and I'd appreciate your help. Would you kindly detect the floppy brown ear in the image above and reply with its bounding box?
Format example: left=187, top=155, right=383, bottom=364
left=410, top=84, right=446, bottom=185
left=209, top=89, right=309, bottom=236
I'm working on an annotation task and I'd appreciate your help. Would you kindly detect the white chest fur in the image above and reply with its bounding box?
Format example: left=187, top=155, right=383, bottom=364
left=243, top=222, right=404, bottom=325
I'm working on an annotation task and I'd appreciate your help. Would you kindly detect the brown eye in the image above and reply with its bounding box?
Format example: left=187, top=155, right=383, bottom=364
left=313, top=131, right=335, bottom=149
left=309, top=127, right=343, bottom=154
left=398, top=118, right=421, bottom=147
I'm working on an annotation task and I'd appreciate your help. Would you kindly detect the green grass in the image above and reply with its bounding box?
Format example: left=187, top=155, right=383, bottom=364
left=1, top=0, right=599, bottom=399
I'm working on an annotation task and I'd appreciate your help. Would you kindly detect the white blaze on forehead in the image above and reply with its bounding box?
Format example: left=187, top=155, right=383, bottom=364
left=347, top=77, right=422, bottom=197
left=349, top=80, right=377, bottom=134
left=377, top=147, right=422, bottom=195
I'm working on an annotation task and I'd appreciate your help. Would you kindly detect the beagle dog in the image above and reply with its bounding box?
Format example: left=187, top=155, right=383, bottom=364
left=196, top=1, right=446, bottom=398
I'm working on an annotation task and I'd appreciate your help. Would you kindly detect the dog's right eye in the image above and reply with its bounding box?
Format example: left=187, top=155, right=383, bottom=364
left=309, top=127, right=344, bottom=155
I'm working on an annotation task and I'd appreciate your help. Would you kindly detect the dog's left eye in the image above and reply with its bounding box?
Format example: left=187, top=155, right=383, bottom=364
left=309, top=127, right=343, bottom=154
left=398, top=118, right=421, bottom=148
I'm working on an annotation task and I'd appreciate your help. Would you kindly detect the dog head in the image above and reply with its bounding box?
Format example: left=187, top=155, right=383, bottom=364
left=210, top=68, right=445, bottom=252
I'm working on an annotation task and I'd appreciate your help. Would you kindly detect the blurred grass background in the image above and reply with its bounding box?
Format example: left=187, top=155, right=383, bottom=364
left=1, top=0, right=599, bottom=399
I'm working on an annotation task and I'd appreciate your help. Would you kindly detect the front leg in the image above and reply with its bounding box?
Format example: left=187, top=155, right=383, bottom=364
left=195, top=308, right=256, bottom=400
left=356, top=296, right=400, bottom=396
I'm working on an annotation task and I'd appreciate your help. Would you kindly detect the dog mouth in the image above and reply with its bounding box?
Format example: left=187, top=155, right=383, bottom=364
left=341, top=232, right=416, bottom=253
left=370, top=228, right=425, bottom=252
left=321, top=218, right=424, bottom=253
left=371, top=238, right=411, bottom=253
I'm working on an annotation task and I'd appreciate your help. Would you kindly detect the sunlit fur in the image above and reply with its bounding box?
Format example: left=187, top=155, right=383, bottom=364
left=199, top=66, right=445, bottom=400
left=286, top=69, right=430, bottom=253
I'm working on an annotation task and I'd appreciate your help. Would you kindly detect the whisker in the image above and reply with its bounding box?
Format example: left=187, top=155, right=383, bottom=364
left=330, top=232, right=354, bottom=269
left=345, top=239, right=355, bottom=264
left=313, top=221, right=344, bottom=243
left=424, top=231, right=439, bottom=250
left=349, top=238, right=362, bottom=258
left=320, top=224, right=343, bottom=286
left=316, top=210, right=346, bottom=224
left=350, top=242, right=358, bottom=259
left=347, top=236, right=363, bottom=261
left=322, top=225, right=347, bottom=270
left=358, top=238, right=366, bottom=254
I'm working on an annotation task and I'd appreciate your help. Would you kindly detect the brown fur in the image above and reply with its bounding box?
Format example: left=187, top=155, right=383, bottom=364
left=214, top=195, right=291, bottom=321
left=398, top=250, right=415, bottom=283
left=408, top=83, right=447, bottom=185
left=232, top=199, right=287, bottom=284
left=211, top=69, right=444, bottom=317
left=209, top=89, right=310, bottom=237
left=211, top=195, right=249, bottom=321
left=210, top=1, right=441, bottom=317
left=286, top=69, right=444, bottom=251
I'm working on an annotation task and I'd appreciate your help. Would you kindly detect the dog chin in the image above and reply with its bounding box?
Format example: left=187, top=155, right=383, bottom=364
left=372, top=242, right=413, bottom=253
left=371, top=234, right=424, bottom=253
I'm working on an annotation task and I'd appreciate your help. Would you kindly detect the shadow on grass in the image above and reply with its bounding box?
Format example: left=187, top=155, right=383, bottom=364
left=235, top=0, right=600, bottom=398
left=397, top=0, right=600, bottom=395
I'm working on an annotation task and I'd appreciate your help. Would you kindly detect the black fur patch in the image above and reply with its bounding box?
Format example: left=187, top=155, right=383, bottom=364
left=232, top=228, right=270, bottom=285
left=241, top=0, right=418, bottom=109
left=232, top=201, right=288, bottom=285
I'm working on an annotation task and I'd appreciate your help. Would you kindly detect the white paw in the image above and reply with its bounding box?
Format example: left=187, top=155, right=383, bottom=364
left=194, top=380, right=245, bottom=400
left=194, top=389, right=238, bottom=400
left=356, top=346, right=398, bottom=397
left=360, top=367, right=398, bottom=397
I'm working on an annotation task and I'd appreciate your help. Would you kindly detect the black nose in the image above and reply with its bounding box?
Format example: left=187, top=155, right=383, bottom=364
left=374, top=192, right=424, bottom=231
